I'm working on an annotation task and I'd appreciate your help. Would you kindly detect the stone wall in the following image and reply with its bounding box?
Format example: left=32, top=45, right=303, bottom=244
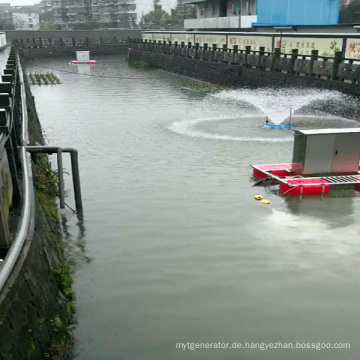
left=0, top=81, right=72, bottom=360
left=127, top=48, right=360, bottom=97
left=5, top=30, right=141, bottom=43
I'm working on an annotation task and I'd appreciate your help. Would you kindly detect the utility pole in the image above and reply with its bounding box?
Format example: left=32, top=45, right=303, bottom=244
left=238, top=0, right=242, bottom=29
left=273, top=26, right=293, bottom=53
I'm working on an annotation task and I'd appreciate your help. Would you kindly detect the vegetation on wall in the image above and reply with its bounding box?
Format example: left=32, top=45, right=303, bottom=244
left=26, top=79, right=75, bottom=359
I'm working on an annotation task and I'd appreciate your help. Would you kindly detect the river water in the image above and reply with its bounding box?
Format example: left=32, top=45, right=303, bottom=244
left=24, top=54, right=360, bottom=360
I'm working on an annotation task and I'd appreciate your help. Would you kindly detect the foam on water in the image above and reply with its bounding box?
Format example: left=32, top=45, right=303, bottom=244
left=213, top=88, right=343, bottom=125
left=169, top=116, right=293, bottom=142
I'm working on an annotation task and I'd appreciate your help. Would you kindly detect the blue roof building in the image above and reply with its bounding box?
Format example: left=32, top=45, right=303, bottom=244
left=256, top=0, right=341, bottom=27
left=183, top=0, right=341, bottom=30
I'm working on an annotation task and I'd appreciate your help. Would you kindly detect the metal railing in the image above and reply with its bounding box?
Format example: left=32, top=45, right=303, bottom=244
left=0, top=50, right=34, bottom=292
left=14, top=36, right=130, bottom=49
left=130, top=39, right=360, bottom=84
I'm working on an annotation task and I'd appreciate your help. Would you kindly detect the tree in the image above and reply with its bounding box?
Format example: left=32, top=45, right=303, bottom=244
left=175, top=0, right=196, bottom=21
left=0, top=21, right=14, bottom=30
left=40, top=21, right=56, bottom=30
left=340, top=0, right=360, bottom=23
left=140, top=0, right=172, bottom=29
left=168, top=0, right=196, bottom=29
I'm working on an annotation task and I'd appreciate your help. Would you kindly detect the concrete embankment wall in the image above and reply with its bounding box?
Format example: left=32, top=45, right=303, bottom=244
left=5, top=30, right=141, bottom=43
left=0, top=81, right=72, bottom=360
left=127, top=48, right=360, bottom=97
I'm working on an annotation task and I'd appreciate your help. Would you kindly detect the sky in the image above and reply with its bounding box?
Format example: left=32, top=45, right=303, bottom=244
left=7, top=0, right=177, bottom=18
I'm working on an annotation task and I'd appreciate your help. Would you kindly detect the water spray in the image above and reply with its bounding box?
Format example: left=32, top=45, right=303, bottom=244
left=213, top=88, right=338, bottom=125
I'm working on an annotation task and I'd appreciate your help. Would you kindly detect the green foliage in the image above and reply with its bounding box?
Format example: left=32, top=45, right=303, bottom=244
left=33, top=155, right=59, bottom=220
left=40, top=21, right=56, bottom=31
left=141, top=8, right=172, bottom=29
left=27, top=72, right=61, bottom=86
left=340, top=0, right=360, bottom=23
left=53, top=264, right=74, bottom=302
left=128, top=59, right=155, bottom=69
left=49, top=316, right=73, bottom=339
left=27, top=337, right=36, bottom=360
left=47, top=315, right=73, bottom=360
left=38, top=317, right=45, bottom=329
left=47, top=264, right=76, bottom=359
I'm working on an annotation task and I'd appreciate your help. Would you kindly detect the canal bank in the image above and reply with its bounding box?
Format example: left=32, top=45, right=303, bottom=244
left=0, top=49, right=74, bottom=359
left=25, top=54, right=360, bottom=360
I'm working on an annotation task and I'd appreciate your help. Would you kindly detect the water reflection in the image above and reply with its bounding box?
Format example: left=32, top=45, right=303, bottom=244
left=76, top=64, right=91, bottom=75
left=284, top=192, right=355, bottom=229
left=61, top=211, right=91, bottom=269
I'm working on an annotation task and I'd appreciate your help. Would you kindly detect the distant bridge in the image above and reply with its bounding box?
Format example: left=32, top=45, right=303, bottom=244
left=13, top=36, right=134, bottom=58
left=14, top=36, right=129, bottom=49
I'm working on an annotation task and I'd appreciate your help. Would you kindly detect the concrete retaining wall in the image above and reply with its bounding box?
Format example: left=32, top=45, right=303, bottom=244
left=0, top=82, right=71, bottom=360
left=127, top=48, right=360, bottom=96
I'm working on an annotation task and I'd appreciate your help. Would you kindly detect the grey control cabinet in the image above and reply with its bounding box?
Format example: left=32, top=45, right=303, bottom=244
left=292, top=129, right=360, bottom=175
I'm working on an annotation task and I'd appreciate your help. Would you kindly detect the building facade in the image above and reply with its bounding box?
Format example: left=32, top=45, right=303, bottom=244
left=12, top=6, right=40, bottom=30
left=40, top=0, right=137, bottom=30
left=184, top=0, right=341, bottom=30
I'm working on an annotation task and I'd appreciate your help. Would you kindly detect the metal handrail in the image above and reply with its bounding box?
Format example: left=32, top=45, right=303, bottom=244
left=0, top=53, right=34, bottom=292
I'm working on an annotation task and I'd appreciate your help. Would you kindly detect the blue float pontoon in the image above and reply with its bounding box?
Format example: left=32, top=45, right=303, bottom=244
left=262, top=124, right=292, bottom=129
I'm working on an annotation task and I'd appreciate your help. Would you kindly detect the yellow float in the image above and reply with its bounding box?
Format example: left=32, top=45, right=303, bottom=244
left=254, top=195, right=263, bottom=200
left=261, top=199, right=271, bottom=205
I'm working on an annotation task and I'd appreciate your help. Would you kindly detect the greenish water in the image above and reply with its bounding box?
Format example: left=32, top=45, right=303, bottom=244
left=26, top=54, right=360, bottom=360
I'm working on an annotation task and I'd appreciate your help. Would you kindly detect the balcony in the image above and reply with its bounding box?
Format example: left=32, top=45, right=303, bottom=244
left=184, top=15, right=257, bottom=29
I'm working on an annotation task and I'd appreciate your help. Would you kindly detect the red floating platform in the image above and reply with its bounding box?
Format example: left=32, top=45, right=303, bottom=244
left=251, top=128, right=360, bottom=196
left=252, top=163, right=360, bottom=196
left=70, top=60, right=96, bottom=64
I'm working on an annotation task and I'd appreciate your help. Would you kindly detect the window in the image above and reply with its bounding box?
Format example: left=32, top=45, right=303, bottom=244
left=199, top=4, right=205, bottom=16
left=212, top=4, right=216, bottom=16
left=29, top=24, right=33, bottom=28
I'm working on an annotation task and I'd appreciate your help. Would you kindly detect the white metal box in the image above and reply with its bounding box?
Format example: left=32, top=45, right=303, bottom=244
left=76, top=51, right=90, bottom=62
left=292, top=128, right=360, bottom=175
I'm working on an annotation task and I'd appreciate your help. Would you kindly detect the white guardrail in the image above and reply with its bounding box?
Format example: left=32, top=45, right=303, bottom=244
left=0, top=53, right=34, bottom=292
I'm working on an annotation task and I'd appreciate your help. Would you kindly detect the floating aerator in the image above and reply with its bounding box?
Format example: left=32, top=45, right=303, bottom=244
left=70, top=51, right=96, bottom=65
left=251, top=128, right=360, bottom=196
left=262, top=124, right=292, bottom=129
